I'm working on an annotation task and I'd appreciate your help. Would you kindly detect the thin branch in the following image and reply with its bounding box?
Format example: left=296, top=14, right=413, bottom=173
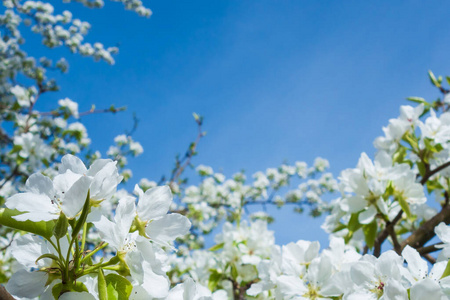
left=417, top=242, right=443, bottom=255
left=0, top=166, right=19, bottom=191
left=124, top=112, right=139, bottom=136
left=373, top=211, right=403, bottom=257
left=40, top=106, right=126, bottom=118
left=422, top=253, right=436, bottom=264
left=168, top=118, right=205, bottom=185
left=0, top=285, right=15, bottom=300
left=0, top=236, right=14, bottom=252
left=420, top=161, right=450, bottom=184
left=388, top=224, right=402, bottom=255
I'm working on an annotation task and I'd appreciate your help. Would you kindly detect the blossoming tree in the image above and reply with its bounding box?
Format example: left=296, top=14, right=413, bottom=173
left=2, top=1, right=450, bottom=299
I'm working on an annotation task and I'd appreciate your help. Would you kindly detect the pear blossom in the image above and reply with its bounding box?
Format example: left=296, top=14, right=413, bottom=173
left=6, top=171, right=91, bottom=221
left=134, top=185, right=191, bottom=247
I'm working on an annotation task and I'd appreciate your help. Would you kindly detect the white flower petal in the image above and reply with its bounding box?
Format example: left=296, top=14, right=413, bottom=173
left=137, top=186, right=172, bottom=221
left=54, top=170, right=83, bottom=195
left=139, top=260, right=170, bottom=298
left=92, top=215, right=122, bottom=250
left=410, top=278, right=443, bottom=300
left=26, top=173, right=55, bottom=198
left=384, top=279, right=408, bottom=300
left=276, top=275, right=307, bottom=296
left=6, top=193, right=58, bottom=221
left=60, top=154, right=88, bottom=174
left=114, top=196, right=136, bottom=234
left=358, top=206, right=377, bottom=224
left=402, top=245, right=428, bottom=280
left=146, top=214, right=191, bottom=247
left=436, top=222, right=450, bottom=244
left=6, top=269, right=47, bottom=298
left=61, top=175, right=92, bottom=218
left=10, top=234, right=47, bottom=269
left=350, top=261, right=376, bottom=287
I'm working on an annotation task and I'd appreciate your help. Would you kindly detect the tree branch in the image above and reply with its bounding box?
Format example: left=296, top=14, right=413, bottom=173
left=373, top=211, right=403, bottom=257
left=401, top=204, right=450, bottom=250
left=420, top=161, right=450, bottom=185
left=0, top=285, right=15, bottom=300
left=417, top=242, right=443, bottom=255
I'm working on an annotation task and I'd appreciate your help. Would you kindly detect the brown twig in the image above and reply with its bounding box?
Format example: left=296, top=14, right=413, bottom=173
left=420, top=161, right=450, bottom=185
left=417, top=242, right=443, bottom=255
left=422, top=253, right=436, bottom=264
left=0, top=285, right=15, bottom=300
left=388, top=224, right=402, bottom=255
left=0, top=166, right=19, bottom=191
left=40, top=106, right=126, bottom=118
left=373, top=211, right=403, bottom=257
left=166, top=116, right=205, bottom=186
left=401, top=204, right=450, bottom=250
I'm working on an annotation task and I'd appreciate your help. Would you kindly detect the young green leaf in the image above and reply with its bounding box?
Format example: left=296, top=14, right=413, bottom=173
left=98, top=268, right=108, bottom=300
left=53, top=213, right=69, bottom=240
left=105, top=274, right=132, bottom=300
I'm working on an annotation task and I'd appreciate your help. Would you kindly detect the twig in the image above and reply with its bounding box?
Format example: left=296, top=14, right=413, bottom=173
left=0, top=166, right=19, bottom=191
left=417, top=242, right=443, bottom=255
left=422, top=253, right=436, bottom=264
left=0, top=285, right=15, bottom=300
left=0, top=236, right=14, bottom=252
left=168, top=117, right=205, bottom=185
left=420, top=161, right=450, bottom=185
left=373, top=211, right=403, bottom=257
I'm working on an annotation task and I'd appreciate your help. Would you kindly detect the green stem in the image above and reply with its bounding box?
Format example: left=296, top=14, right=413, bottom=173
left=81, top=242, right=108, bottom=264
left=81, top=256, right=119, bottom=275
left=47, top=237, right=65, bottom=265
left=65, top=235, right=76, bottom=283
left=80, top=223, right=87, bottom=254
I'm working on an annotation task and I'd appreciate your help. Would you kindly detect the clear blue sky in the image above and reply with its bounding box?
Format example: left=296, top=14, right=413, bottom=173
left=28, top=1, right=450, bottom=246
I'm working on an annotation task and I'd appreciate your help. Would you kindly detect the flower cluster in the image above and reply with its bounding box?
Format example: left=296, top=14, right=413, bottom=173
left=169, top=159, right=337, bottom=249
left=2, top=154, right=194, bottom=299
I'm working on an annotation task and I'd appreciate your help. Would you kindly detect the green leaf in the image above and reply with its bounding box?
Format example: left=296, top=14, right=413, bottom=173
left=417, top=161, right=426, bottom=177
left=208, top=270, right=222, bottom=291
left=9, top=145, right=22, bottom=154
left=98, top=268, right=108, bottom=300
left=331, top=223, right=346, bottom=233
left=348, top=213, right=362, bottom=233
left=402, top=132, right=418, bottom=151
left=427, top=179, right=444, bottom=193
left=53, top=213, right=69, bottom=239
left=105, top=274, right=132, bottom=300
left=192, top=112, right=200, bottom=121
left=441, top=260, right=450, bottom=279
left=363, top=221, right=377, bottom=249
left=208, top=242, right=224, bottom=252
left=397, top=196, right=411, bottom=219
left=36, top=253, right=60, bottom=265
left=406, top=97, right=428, bottom=105
left=392, top=147, right=407, bottom=164
left=231, top=264, right=238, bottom=280
left=0, top=208, right=55, bottom=239
left=72, top=190, right=90, bottom=239
left=429, top=70, right=441, bottom=87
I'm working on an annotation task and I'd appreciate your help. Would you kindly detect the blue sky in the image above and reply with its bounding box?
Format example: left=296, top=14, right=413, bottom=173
left=27, top=1, right=450, bottom=246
